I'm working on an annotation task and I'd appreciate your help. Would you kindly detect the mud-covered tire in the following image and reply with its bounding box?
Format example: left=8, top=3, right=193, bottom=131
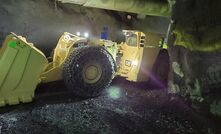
left=63, top=46, right=115, bottom=97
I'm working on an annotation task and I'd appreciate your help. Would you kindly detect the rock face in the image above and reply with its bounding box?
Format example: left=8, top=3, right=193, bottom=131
left=167, top=0, right=221, bottom=116
left=168, top=52, right=221, bottom=115
left=164, top=0, right=221, bottom=116
left=168, top=44, right=221, bottom=115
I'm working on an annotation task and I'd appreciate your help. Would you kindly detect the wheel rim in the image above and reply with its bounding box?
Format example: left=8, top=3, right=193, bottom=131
left=82, top=63, right=102, bottom=84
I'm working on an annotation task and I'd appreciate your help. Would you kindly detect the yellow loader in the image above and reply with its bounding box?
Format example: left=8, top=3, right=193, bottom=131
left=0, top=30, right=166, bottom=107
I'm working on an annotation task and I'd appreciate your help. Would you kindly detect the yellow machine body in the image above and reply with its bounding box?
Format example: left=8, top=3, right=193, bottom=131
left=117, top=30, right=162, bottom=82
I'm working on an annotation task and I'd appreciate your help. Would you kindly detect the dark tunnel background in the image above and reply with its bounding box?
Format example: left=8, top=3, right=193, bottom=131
left=0, top=0, right=169, bottom=56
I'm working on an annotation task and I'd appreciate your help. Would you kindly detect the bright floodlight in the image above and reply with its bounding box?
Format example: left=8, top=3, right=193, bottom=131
left=132, top=60, right=138, bottom=66
left=84, top=32, right=89, bottom=38
left=76, top=32, right=80, bottom=36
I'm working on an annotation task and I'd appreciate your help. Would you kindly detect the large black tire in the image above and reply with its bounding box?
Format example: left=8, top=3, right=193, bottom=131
left=63, top=46, right=115, bottom=97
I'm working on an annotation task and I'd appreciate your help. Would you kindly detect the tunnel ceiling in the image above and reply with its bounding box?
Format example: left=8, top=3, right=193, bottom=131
left=57, top=0, right=170, bottom=17
left=57, top=0, right=221, bottom=52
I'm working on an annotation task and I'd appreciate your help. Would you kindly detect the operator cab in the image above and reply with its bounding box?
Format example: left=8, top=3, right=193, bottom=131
left=125, top=32, right=138, bottom=47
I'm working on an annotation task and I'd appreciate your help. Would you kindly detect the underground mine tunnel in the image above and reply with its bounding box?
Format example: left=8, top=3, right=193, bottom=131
left=0, top=0, right=221, bottom=134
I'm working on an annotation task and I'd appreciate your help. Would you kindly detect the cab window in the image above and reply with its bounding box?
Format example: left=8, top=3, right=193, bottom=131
left=125, top=33, right=137, bottom=47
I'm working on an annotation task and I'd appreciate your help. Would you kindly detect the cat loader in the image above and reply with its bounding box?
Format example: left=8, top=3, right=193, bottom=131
left=0, top=30, right=166, bottom=107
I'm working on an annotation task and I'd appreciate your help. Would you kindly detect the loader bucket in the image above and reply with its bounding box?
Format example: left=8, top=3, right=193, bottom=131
left=0, top=33, right=48, bottom=107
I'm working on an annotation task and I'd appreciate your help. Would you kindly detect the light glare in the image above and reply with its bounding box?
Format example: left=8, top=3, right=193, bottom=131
left=132, top=60, right=138, bottom=66
left=76, top=32, right=80, bottom=36
left=107, top=86, right=121, bottom=100
left=84, top=32, right=89, bottom=38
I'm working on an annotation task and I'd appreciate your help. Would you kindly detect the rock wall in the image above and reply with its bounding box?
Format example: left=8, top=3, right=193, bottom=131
left=167, top=0, right=221, bottom=116
left=167, top=53, right=221, bottom=115
left=168, top=45, right=221, bottom=116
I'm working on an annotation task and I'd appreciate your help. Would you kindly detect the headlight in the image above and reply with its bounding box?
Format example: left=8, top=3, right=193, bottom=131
left=125, top=60, right=131, bottom=67
left=63, top=35, right=70, bottom=42
left=84, top=32, right=89, bottom=38
left=76, top=32, right=80, bottom=36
